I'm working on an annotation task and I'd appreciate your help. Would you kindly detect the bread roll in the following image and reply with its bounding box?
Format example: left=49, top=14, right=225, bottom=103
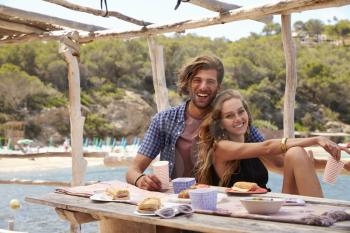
left=137, top=197, right=161, bottom=213
left=232, top=182, right=259, bottom=192
left=105, top=187, right=130, bottom=200
left=189, top=184, right=209, bottom=189
left=178, top=190, right=190, bottom=199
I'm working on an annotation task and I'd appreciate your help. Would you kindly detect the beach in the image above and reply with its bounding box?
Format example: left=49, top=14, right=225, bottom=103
left=0, top=157, right=104, bottom=172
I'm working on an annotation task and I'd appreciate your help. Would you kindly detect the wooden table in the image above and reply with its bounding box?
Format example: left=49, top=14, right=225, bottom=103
left=25, top=192, right=350, bottom=233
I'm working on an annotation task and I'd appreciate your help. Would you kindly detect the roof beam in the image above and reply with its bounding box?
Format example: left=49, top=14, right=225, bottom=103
left=0, top=19, right=44, bottom=34
left=0, top=0, right=349, bottom=45
left=86, top=0, right=350, bottom=41
left=187, top=0, right=272, bottom=24
left=43, top=0, right=152, bottom=26
left=187, top=0, right=241, bottom=13
left=0, top=5, right=106, bottom=32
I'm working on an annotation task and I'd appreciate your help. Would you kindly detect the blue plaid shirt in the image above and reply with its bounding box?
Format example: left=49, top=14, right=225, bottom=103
left=138, top=102, right=264, bottom=175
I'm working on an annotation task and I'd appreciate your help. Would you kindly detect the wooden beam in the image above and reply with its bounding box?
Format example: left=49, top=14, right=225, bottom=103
left=59, top=33, right=87, bottom=233
left=0, top=19, right=44, bottom=34
left=0, top=0, right=349, bottom=44
left=0, top=31, right=96, bottom=45
left=59, top=32, right=87, bottom=187
left=43, top=0, right=152, bottom=26
left=0, top=151, right=107, bottom=158
left=188, top=0, right=241, bottom=13
left=0, top=33, right=59, bottom=44
left=55, top=209, right=98, bottom=224
left=147, top=37, right=170, bottom=112
left=0, top=179, right=99, bottom=186
left=188, top=0, right=272, bottom=24
left=281, top=14, right=297, bottom=138
left=83, top=0, right=350, bottom=42
left=0, top=5, right=106, bottom=31
left=282, top=0, right=350, bottom=14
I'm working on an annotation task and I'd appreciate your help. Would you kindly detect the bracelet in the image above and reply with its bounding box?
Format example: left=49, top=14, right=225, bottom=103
left=280, top=137, right=288, bottom=153
left=134, top=174, right=145, bottom=187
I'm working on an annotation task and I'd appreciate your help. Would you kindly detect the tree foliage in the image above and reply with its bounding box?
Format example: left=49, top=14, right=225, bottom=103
left=0, top=19, right=349, bottom=138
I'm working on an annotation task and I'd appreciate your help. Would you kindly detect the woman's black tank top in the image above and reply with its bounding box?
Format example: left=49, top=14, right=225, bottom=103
left=210, top=158, right=269, bottom=189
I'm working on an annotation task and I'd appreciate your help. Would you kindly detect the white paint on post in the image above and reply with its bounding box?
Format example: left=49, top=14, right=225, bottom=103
left=147, top=37, right=170, bottom=112
left=281, top=14, right=297, bottom=138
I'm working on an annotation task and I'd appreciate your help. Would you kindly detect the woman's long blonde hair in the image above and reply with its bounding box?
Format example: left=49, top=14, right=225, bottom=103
left=195, top=89, right=253, bottom=187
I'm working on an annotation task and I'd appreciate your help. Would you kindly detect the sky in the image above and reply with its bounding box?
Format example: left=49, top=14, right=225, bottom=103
left=1, top=0, right=350, bottom=41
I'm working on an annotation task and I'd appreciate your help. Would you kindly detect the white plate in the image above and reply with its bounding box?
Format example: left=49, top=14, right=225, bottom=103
left=167, top=193, right=227, bottom=204
left=90, top=192, right=134, bottom=202
left=133, top=210, right=157, bottom=216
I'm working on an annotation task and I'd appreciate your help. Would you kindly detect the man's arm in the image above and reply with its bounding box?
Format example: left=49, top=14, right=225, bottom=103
left=126, top=153, right=162, bottom=191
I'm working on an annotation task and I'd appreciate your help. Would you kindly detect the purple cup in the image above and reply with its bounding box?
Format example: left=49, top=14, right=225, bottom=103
left=189, top=188, right=217, bottom=211
left=172, top=177, right=196, bottom=194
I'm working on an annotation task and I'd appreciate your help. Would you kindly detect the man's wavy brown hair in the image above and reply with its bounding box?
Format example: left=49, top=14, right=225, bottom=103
left=195, top=89, right=253, bottom=187
left=177, top=55, right=224, bottom=96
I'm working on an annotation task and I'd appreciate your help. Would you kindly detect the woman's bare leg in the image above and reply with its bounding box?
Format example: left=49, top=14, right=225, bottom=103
left=282, top=147, right=323, bottom=197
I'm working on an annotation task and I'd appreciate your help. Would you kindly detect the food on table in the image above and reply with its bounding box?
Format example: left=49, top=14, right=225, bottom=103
left=178, top=189, right=190, bottom=199
left=105, top=186, right=130, bottom=200
left=231, top=182, right=259, bottom=192
left=177, top=183, right=210, bottom=199
left=189, top=184, right=210, bottom=189
left=137, top=197, right=161, bottom=213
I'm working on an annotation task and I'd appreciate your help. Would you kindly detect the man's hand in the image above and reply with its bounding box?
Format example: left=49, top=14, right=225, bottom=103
left=136, top=174, right=162, bottom=191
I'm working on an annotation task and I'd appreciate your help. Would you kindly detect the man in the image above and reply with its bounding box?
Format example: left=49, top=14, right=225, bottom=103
left=126, top=55, right=264, bottom=191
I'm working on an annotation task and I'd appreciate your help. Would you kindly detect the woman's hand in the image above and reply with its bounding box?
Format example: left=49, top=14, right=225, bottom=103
left=317, top=136, right=350, bottom=161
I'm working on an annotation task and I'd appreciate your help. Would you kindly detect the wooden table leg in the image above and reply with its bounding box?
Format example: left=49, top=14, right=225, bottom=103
left=55, top=208, right=98, bottom=233
left=99, top=218, right=156, bottom=233
left=156, top=226, right=181, bottom=233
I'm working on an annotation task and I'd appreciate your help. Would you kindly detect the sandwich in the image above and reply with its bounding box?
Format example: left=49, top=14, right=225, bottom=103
left=137, top=197, right=161, bottom=213
left=231, top=182, right=259, bottom=192
left=105, top=186, right=130, bottom=200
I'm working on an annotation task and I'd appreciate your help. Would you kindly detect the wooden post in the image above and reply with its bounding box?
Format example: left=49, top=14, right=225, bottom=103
left=281, top=14, right=297, bottom=138
left=147, top=37, right=170, bottom=112
left=59, top=31, right=87, bottom=233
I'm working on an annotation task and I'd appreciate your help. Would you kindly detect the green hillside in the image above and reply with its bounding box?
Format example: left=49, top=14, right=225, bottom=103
left=0, top=19, right=350, bottom=141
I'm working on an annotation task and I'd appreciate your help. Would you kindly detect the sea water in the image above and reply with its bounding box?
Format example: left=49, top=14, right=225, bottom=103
left=0, top=166, right=349, bottom=233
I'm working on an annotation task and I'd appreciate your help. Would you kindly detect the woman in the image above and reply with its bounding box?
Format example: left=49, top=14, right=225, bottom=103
left=196, top=89, right=350, bottom=197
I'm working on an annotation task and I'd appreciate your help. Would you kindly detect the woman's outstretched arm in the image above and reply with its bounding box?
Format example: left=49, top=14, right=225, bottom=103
left=215, top=136, right=350, bottom=162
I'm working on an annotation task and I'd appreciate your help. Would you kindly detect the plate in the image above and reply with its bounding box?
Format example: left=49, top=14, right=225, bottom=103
left=167, top=193, right=227, bottom=203
left=133, top=210, right=157, bottom=216
left=90, top=192, right=134, bottom=202
left=225, top=187, right=268, bottom=195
